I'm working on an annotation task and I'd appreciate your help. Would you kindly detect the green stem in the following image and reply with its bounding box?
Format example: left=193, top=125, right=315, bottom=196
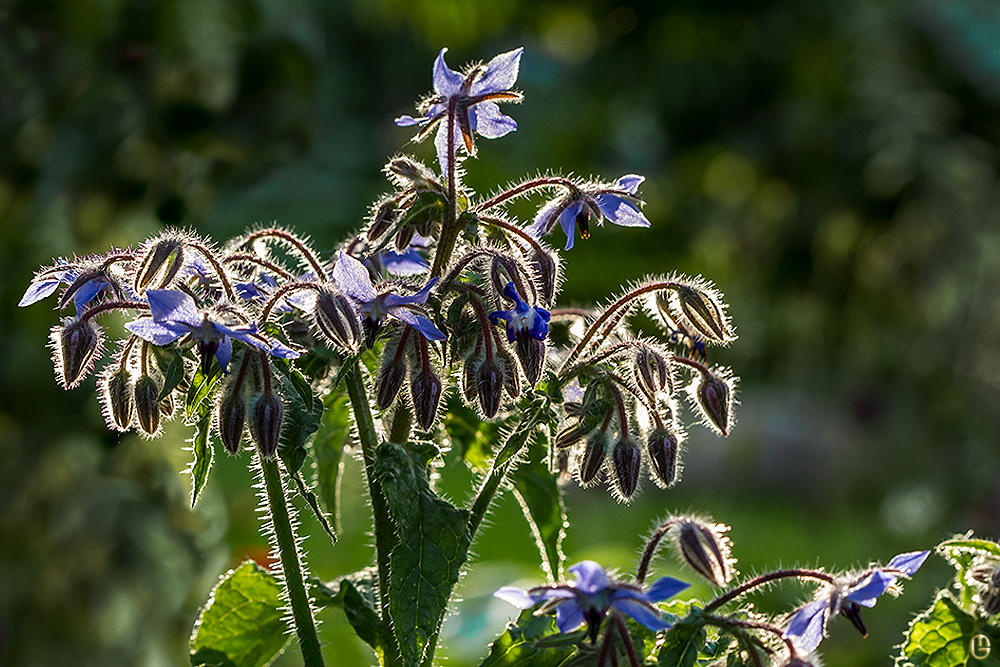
left=430, top=99, right=459, bottom=278
left=344, top=365, right=401, bottom=666
left=259, top=455, right=326, bottom=667
left=468, top=397, right=548, bottom=539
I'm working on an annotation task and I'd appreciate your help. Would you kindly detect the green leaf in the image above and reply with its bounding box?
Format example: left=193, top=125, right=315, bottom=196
left=444, top=397, right=499, bottom=472
left=375, top=442, right=471, bottom=667
left=480, top=609, right=575, bottom=667
left=313, top=568, right=383, bottom=660
left=186, top=366, right=222, bottom=418
left=658, top=618, right=708, bottom=667
left=938, top=538, right=1000, bottom=561
left=510, top=432, right=565, bottom=581
left=938, top=537, right=1000, bottom=607
left=187, top=400, right=214, bottom=508
left=898, top=591, right=1000, bottom=666
left=190, top=560, right=291, bottom=667
left=158, top=350, right=186, bottom=400
left=313, top=392, right=353, bottom=531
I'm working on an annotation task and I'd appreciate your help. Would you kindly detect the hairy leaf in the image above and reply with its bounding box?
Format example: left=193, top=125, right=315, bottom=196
left=658, top=618, right=708, bottom=667
left=312, top=392, right=352, bottom=530
left=187, top=400, right=213, bottom=507
left=271, top=358, right=323, bottom=475
left=190, top=560, right=290, bottom=667
left=898, top=592, right=1000, bottom=666
left=480, top=609, right=575, bottom=667
left=510, top=432, right=565, bottom=581
left=375, top=442, right=471, bottom=667
left=938, top=537, right=1000, bottom=608
left=313, top=568, right=383, bottom=659
left=186, top=365, right=222, bottom=418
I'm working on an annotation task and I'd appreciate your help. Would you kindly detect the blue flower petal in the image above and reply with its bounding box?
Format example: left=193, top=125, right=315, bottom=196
left=334, top=252, right=377, bottom=303
left=559, top=200, right=584, bottom=251
left=390, top=307, right=446, bottom=341
left=613, top=174, right=645, bottom=194
left=470, top=47, right=523, bottom=96
left=125, top=317, right=190, bottom=346
left=146, top=289, right=202, bottom=327
left=432, top=48, right=463, bottom=96
left=569, top=561, right=611, bottom=595
left=594, top=193, right=650, bottom=228
left=216, top=336, right=233, bottom=374
left=644, top=576, right=691, bottom=602
left=886, top=551, right=930, bottom=577
left=784, top=599, right=829, bottom=653
left=845, top=571, right=895, bottom=608
left=73, top=278, right=107, bottom=312
left=493, top=586, right=535, bottom=609
left=470, top=101, right=517, bottom=139
left=611, top=597, right=671, bottom=632
left=19, top=277, right=64, bottom=307
left=394, top=115, right=425, bottom=127
left=555, top=602, right=585, bottom=634
left=382, top=249, right=429, bottom=276
left=382, top=278, right=437, bottom=309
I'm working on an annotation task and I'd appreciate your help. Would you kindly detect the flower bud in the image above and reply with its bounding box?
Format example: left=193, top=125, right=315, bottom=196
left=973, top=563, right=1000, bottom=615
left=461, top=355, right=479, bottom=403
left=52, top=317, right=103, bottom=389
left=577, top=431, right=609, bottom=486
left=531, top=249, right=558, bottom=305
left=251, top=392, right=284, bottom=458
left=134, top=375, right=162, bottom=437
left=218, top=392, right=247, bottom=454
left=159, top=391, right=176, bottom=420
left=515, top=337, right=546, bottom=387
left=367, top=197, right=398, bottom=240
left=410, top=367, right=443, bottom=431
left=101, top=368, right=134, bottom=431
left=555, top=423, right=587, bottom=449
left=611, top=436, right=642, bottom=500
left=316, top=289, right=362, bottom=352
left=394, top=223, right=415, bottom=253
left=386, top=156, right=439, bottom=190
left=376, top=356, right=407, bottom=410
left=634, top=347, right=671, bottom=400
left=675, top=517, right=734, bottom=587
left=499, top=351, right=521, bottom=400
left=691, top=369, right=734, bottom=436
left=647, top=427, right=682, bottom=488
left=476, top=357, right=504, bottom=418
left=134, top=237, right=184, bottom=290
left=677, top=284, right=733, bottom=345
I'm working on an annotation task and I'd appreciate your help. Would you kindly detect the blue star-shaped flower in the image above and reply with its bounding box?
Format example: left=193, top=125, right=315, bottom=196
left=488, top=282, right=550, bottom=346
left=784, top=550, right=930, bottom=653
left=236, top=273, right=318, bottom=314
left=333, top=251, right=445, bottom=347
left=495, top=560, right=689, bottom=643
left=528, top=175, right=651, bottom=251
left=20, top=261, right=124, bottom=313
left=125, top=289, right=299, bottom=375
left=396, top=47, right=523, bottom=173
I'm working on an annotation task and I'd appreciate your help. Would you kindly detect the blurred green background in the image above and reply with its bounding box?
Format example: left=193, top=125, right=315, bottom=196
left=3, top=0, right=1000, bottom=665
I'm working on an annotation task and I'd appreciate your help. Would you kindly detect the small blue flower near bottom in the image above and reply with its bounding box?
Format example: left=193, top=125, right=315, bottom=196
left=125, top=289, right=299, bottom=375
left=783, top=550, right=930, bottom=653
left=495, top=560, right=689, bottom=643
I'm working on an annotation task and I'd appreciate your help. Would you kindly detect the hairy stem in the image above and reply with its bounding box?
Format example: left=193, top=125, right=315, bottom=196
left=702, top=569, right=835, bottom=613
left=344, top=365, right=401, bottom=665
left=259, top=455, right=326, bottom=667
left=431, top=99, right=459, bottom=278
left=472, top=176, right=578, bottom=212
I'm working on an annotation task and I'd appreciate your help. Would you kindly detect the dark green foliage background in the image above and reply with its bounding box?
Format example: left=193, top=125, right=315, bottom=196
left=2, top=0, right=998, bottom=665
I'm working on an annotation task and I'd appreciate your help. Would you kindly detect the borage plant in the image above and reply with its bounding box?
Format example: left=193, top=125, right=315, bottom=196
left=22, top=47, right=932, bottom=667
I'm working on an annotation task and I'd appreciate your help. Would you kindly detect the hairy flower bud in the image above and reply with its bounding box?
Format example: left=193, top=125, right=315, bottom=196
left=515, top=337, right=546, bottom=387
left=386, top=156, right=440, bottom=191
left=367, top=197, right=398, bottom=240
left=647, top=427, right=682, bottom=488
left=395, top=224, right=415, bottom=253
left=101, top=367, right=134, bottom=431
left=315, top=289, right=362, bottom=351
left=578, top=431, right=609, bottom=486
left=376, top=357, right=408, bottom=410
left=134, top=375, right=162, bottom=437
left=218, top=392, right=247, bottom=455
left=476, top=357, right=504, bottom=418
left=462, top=355, right=479, bottom=403
left=691, top=369, right=735, bottom=436
left=972, top=563, right=1000, bottom=615
left=159, top=391, right=176, bottom=420
left=677, top=284, right=732, bottom=344
left=634, top=347, right=671, bottom=400
left=500, top=351, right=521, bottom=400
left=134, top=237, right=184, bottom=290
left=410, top=367, right=443, bottom=431
left=52, top=317, right=103, bottom=389
left=611, top=436, right=642, bottom=500
left=675, top=517, right=734, bottom=587
left=555, top=423, right=587, bottom=449
left=251, top=392, right=284, bottom=458
left=531, top=249, right=558, bottom=305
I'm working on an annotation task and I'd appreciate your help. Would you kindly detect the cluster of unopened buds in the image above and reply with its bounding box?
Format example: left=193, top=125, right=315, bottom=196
left=21, top=46, right=739, bottom=501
